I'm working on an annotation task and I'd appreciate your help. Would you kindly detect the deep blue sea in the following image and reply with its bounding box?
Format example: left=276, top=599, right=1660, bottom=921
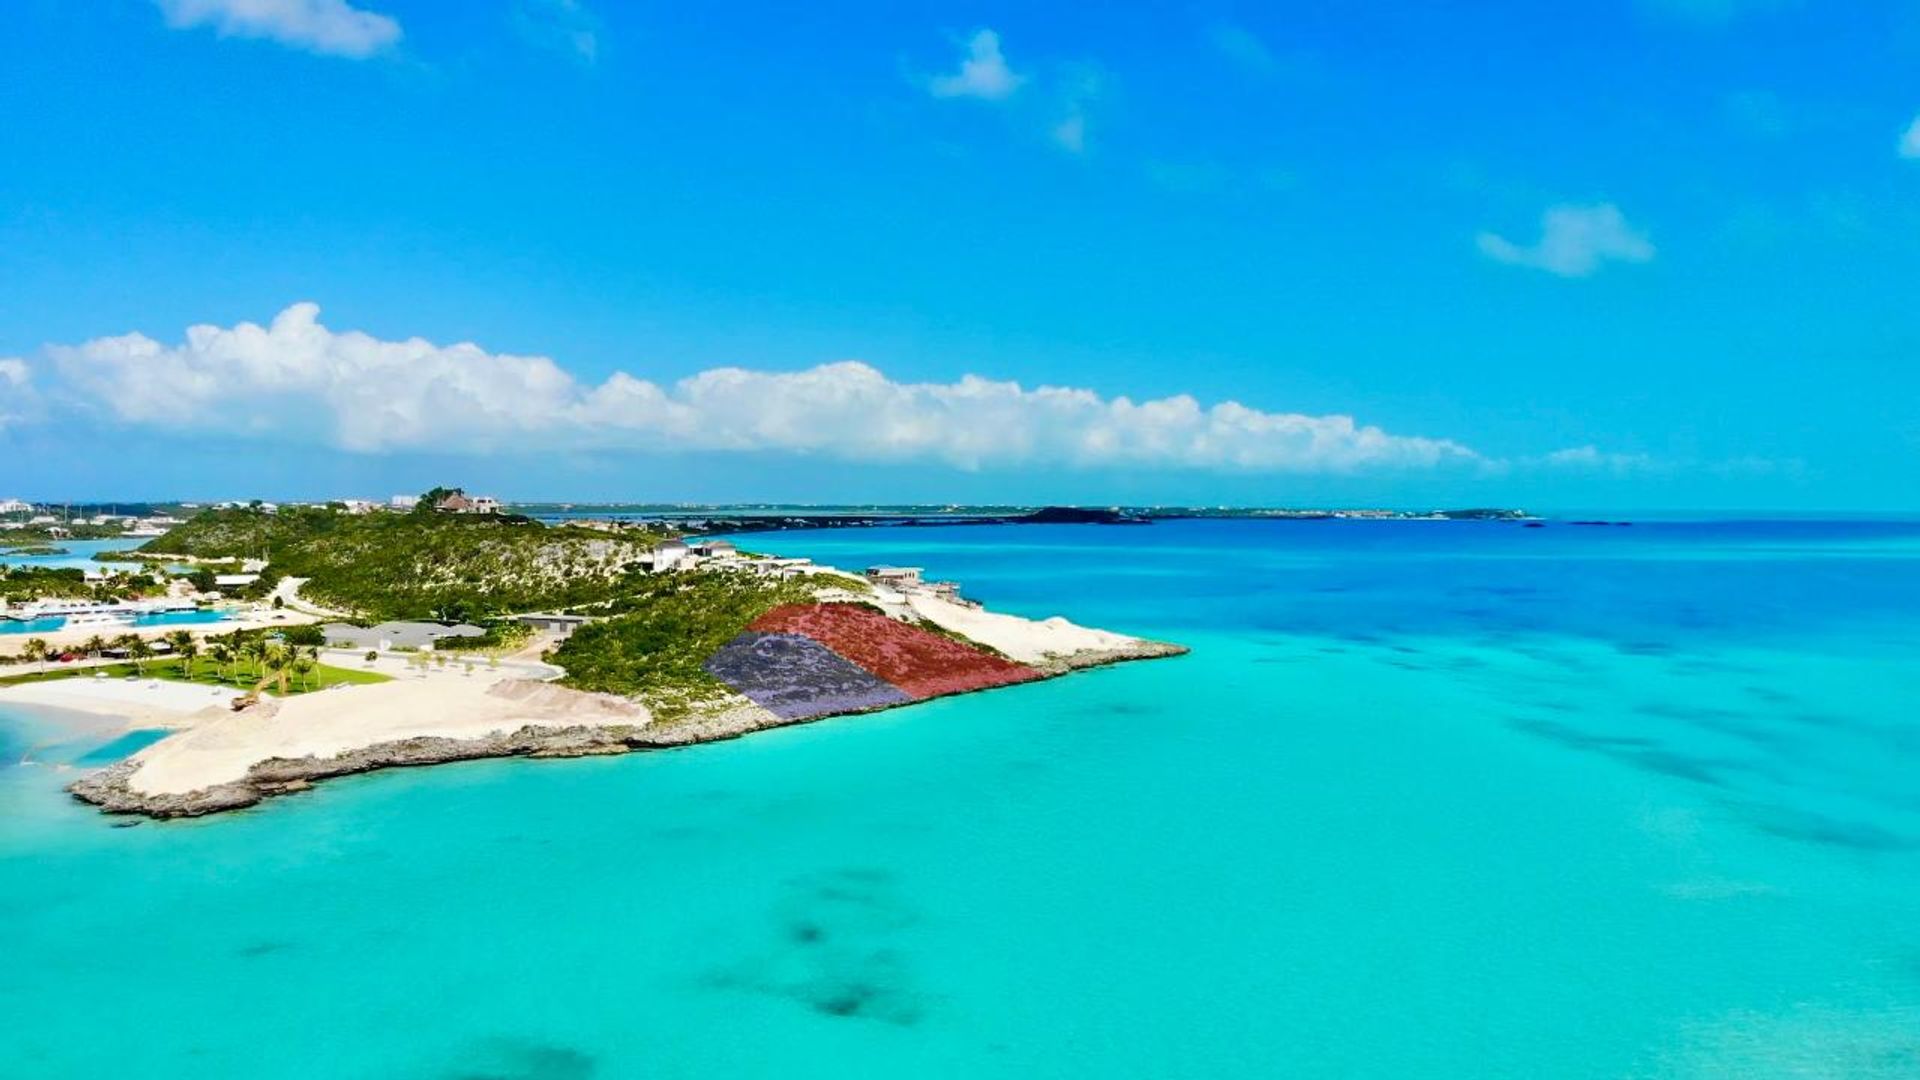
left=4, top=518, right=1919, bottom=1078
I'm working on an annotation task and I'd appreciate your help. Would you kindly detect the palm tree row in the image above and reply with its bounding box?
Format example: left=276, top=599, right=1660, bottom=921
left=11, top=627, right=326, bottom=694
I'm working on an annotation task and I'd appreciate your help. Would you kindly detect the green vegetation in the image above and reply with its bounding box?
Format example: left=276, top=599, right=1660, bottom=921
left=1, top=566, right=169, bottom=603
left=142, top=505, right=670, bottom=621
left=445, top=619, right=535, bottom=654
left=0, top=524, right=127, bottom=544
left=550, top=573, right=817, bottom=718
left=0, top=656, right=388, bottom=695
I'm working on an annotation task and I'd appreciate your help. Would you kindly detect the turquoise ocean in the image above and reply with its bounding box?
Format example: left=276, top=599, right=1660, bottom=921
left=4, top=518, right=1919, bottom=1077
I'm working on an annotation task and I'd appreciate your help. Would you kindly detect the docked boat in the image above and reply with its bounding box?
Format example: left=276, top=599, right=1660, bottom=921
left=62, top=610, right=138, bottom=629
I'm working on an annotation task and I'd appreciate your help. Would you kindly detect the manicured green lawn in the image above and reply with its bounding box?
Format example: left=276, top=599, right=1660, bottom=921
left=0, top=656, right=390, bottom=694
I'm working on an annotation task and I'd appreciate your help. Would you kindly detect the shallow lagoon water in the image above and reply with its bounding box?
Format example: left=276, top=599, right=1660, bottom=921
left=3, top=519, right=1919, bottom=1077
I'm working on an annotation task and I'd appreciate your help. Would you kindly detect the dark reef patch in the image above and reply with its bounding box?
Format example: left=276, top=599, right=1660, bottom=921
left=446, top=1037, right=596, bottom=1080
left=1752, top=810, right=1915, bottom=853
left=702, top=867, right=928, bottom=1026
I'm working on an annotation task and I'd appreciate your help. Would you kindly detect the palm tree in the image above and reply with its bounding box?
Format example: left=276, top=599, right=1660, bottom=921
left=126, top=636, right=154, bottom=677
left=240, top=636, right=269, bottom=682
left=22, top=637, right=50, bottom=675
left=208, top=640, right=236, bottom=686
left=81, top=635, right=108, bottom=661
left=264, top=645, right=295, bottom=696
left=164, top=629, right=197, bottom=679
left=291, top=650, right=316, bottom=692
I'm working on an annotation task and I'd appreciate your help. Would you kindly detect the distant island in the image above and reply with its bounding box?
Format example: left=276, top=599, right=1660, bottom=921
left=1, top=490, right=1184, bottom=818
left=511, top=503, right=1533, bottom=535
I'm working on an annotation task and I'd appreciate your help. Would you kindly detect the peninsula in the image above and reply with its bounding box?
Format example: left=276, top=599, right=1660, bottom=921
left=1, top=490, right=1183, bottom=818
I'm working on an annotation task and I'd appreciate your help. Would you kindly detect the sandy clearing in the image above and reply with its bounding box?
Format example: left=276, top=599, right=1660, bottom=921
left=903, top=594, right=1143, bottom=664
left=124, top=674, right=651, bottom=797
left=0, top=677, right=234, bottom=729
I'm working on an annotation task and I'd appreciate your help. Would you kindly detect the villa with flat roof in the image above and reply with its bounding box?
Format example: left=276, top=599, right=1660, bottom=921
left=321, top=621, right=487, bottom=652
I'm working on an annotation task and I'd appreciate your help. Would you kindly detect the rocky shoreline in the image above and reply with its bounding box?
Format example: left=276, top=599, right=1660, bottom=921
left=67, top=641, right=1187, bottom=819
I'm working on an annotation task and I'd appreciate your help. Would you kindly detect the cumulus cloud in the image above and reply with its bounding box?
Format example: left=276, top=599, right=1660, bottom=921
left=929, top=29, right=1024, bottom=101
left=154, top=0, right=401, bottom=58
left=1477, top=203, right=1655, bottom=278
left=1900, top=116, right=1920, bottom=160
left=35, top=303, right=1479, bottom=473
left=0, top=358, right=35, bottom=428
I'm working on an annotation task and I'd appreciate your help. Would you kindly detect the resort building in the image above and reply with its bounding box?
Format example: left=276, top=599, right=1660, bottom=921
left=866, top=566, right=924, bottom=588
left=433, top=492, right=502, bottom=515
left=513, top=613, right=590, bottom=636
left=691, top=540, right=737, bottom=558
left=0, top=498, right=31, bottom=515
left=649, top=540, right=691, bottom=572
left=320, top=621, right=488, bottom=652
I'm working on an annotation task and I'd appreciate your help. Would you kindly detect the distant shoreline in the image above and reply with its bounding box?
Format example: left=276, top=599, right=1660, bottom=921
left=524, top=504, right=1534, bottom=536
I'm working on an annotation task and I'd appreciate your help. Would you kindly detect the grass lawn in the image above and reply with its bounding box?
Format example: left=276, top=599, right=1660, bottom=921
left=0, top=656, right=391, bottom=694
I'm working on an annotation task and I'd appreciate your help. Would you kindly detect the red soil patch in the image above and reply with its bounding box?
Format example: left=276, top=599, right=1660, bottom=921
left=749, top=603, right=1042, bottom=699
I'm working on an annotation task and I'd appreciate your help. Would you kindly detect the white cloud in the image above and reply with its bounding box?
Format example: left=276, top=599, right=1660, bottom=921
left=1046, top=63, right=1107, bottom=155
left=1206, top=22, right=1276, bottom=75
left=1540, top=445, right=1658, bottom=472
left=1477, top=203, right=1656, bottom=278
left=929, top=29, right=1024, bottom=101
left=513, top=0, right=599, bottom=64
left=1900, top=116, right=1920, bottom=160
left=0, top=358, right=38, bottom=429
left=37, top=303, right=1479, bottom=473
left=154, top=0, right=400, bottom=58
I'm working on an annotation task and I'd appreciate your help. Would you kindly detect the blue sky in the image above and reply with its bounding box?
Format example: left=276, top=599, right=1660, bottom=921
left=1, top=0, right=1917, bottom=510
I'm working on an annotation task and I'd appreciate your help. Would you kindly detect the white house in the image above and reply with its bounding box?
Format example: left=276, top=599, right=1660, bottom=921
left=649, top=540, right=690, bottom=571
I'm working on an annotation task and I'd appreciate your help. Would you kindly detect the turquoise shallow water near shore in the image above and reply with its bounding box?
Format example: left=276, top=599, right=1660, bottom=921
left=4, top=519, right=1920, bottom=1077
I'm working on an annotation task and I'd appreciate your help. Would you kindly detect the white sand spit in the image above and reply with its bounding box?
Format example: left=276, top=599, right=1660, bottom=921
left=125, top=675, right=651, bottom=797
left=0, top=677, right=233, bottom=729
left=904, top=594, right=1144, bottom=664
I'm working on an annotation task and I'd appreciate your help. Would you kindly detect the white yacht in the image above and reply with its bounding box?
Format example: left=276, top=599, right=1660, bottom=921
left=61, top=610, right=138, bottom=629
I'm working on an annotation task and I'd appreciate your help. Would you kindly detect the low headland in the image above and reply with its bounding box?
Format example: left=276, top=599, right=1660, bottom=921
left=3, top=490, right=1184, bottom=819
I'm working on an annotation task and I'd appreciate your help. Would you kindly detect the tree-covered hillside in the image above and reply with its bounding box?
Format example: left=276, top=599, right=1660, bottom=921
left=549, top=573, right=818, bottom=717
left=142, top=506, right=668, bottom=621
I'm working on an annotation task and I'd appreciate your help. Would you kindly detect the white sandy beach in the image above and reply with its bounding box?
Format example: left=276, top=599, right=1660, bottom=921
left=904, top=593, right=1144, bottom=664
left=123, top=672, right=651, bottom=797
left=0, top=677, right=234, bottom=729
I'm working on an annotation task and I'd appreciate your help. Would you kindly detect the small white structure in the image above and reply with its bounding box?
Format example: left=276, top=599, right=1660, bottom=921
left=649, top=540, right=690, bottom=572
left=691, top=540, right=737, bottom=558
left=513, top=613, right=590, bottom=636
left=214, top=573, right=261, bottom=588
left=866, top=566, right=924, bottom=588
